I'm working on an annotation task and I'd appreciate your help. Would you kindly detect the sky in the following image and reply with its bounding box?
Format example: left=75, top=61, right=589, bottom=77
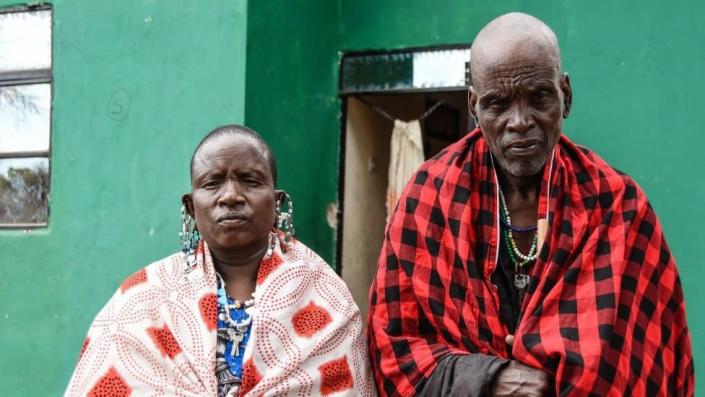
left=0, top=10, right=51, bottom=157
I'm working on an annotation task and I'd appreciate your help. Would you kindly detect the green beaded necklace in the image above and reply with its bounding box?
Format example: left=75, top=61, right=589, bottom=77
left=498, top=188, right=538, bottom=290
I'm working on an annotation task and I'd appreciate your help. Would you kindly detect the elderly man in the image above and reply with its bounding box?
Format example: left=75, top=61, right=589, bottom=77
left=368, top=13, right=693, bottom=397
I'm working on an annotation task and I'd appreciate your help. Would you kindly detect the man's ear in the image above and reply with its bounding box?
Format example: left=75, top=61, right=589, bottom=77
left=468, top=86, right=479, bottom=126
left=182, top=193, right=195, bottom=218
left=560, top=73, right=572, bottom=118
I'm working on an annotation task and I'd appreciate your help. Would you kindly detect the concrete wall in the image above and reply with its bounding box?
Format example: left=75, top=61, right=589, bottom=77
left=0, top=1, right=248, bottom=394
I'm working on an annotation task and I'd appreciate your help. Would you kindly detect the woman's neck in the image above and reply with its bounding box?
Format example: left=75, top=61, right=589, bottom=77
left=211, top=241, right=269, bottom=301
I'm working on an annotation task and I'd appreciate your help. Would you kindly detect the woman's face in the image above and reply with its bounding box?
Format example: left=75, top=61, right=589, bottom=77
left=184, top=134, right=276, bottom=257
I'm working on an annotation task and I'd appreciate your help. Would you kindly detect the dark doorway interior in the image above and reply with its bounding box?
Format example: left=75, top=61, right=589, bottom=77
left=338, top=46, right=472, bottom=318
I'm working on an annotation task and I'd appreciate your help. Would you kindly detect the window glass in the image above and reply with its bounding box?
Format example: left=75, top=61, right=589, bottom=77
left=0, top=83, right=51, bottom=154
left=0, top=6, right=52, bottom=228
left=340, top=47, right=471, bottom=94
left=0, top=10, right=51, bottom=72
left=341, top=52, right=413, bottom=94
left=0, top=157, right=49, bottom=224
left=412, top=49, right=471, bottom=89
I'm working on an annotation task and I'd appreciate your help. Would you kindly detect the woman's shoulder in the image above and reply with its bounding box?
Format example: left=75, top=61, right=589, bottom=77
left=117, top=251, right=186, bottom=293
left=275, top=239, right=361, bottom=317
left=284, top=240, right=338, bottom=276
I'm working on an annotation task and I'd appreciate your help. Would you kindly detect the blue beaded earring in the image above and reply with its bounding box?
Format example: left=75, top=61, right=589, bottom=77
left=180, top=205, right=200, bottom=270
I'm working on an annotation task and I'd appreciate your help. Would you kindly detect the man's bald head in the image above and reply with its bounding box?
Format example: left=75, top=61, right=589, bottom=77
left=471, top=13, right=561, bottom=89
left=468, top=13, right=572, bottom=178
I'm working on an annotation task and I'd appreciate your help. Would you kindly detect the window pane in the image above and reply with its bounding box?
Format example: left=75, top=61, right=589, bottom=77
left=341, top=52, right=413, bottom=94
left=0, top=157, right=49, bottom=225
left=0, top=83, right=51, bottom=154
left=412, top=49, right=471, bottom=89
left=0, top=9, right=51, bottom=72
left=340, top=47, right=470, bottom=94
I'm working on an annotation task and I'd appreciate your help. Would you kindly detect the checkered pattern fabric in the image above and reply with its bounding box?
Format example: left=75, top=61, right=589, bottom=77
left=368, top=129, right=693, bottom=396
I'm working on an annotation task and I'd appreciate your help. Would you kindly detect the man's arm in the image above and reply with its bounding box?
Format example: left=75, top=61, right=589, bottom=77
left=419, top=335, right=553, bottom=397
left=417, top=353, right=509, bottom=396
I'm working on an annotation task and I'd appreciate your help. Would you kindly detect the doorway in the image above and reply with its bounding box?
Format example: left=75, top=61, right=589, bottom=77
left=337, top=46, right=473, bottom=318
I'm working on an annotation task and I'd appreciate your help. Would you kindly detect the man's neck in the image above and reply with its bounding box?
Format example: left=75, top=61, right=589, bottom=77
left=497, top=168, right=542, bottom=200
left=497, top=167, right=542, bottom=227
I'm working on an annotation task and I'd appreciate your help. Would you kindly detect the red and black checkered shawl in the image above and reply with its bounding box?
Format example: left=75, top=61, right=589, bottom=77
left=368, top=129, right=693, bottom=396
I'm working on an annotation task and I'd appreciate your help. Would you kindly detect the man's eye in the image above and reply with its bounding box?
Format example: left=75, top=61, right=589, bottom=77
left=487, top=98, right=508, bottom=110
left=532, top=90, right=551, bottom=102
left=203, top=181, right=219, bottom=189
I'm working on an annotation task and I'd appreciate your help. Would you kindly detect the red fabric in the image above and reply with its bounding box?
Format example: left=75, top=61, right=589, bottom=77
left=147, top=325, right=182, bottom=359
left=368, top=129, right=693, bottom=396
left=119, top=268, right=147, bottom=293
left=319, top=356, right=354, bottom=395
left=198, top=292, right=218, bottom=331
left=293, top=301, right=333, bottom=337
left=87, top=367, right=132, bottom=397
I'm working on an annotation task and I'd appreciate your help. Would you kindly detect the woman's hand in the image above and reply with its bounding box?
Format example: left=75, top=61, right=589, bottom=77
left=491, top=334, right=552, bottom=397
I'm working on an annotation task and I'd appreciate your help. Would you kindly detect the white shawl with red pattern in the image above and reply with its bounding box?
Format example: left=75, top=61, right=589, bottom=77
left=65, top=237, right=374, bottom=396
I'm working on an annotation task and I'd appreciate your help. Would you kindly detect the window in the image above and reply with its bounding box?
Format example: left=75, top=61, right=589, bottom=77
left=340, top=46, right=471, bottom=95
left=0, top=6, right=52, bottom=227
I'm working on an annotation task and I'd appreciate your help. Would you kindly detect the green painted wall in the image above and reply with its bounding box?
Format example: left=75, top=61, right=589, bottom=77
left=2, top=0, right=701, bottom=394
left=340, top=1, right=704, bottom=389
left=0, top=0, right=248, bottom=394
left=245, top=0, right=341, bottom=263
left=247, top=0, right=704, bottom=391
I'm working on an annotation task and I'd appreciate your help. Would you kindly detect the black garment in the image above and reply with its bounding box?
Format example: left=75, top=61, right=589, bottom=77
left=418, top=231, right=528, bottom=396
left=417, top=354, right=509, bottom=396
left=491, top=230, right=528, bottom=334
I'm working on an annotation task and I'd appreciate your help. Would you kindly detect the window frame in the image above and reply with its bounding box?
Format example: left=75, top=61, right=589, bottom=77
left=0, top=4, right=53, bottom=229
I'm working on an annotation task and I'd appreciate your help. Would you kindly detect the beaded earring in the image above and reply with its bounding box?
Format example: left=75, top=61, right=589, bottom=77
left=276, top=191, right=295, bottom=242
left=180, top=205, right=200, bottom=270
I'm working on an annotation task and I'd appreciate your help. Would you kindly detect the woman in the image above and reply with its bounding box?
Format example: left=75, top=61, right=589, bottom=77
left=66, top=125, right=374, bottom=396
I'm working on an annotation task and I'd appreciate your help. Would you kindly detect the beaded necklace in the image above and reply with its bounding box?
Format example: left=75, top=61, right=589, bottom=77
left=215, top=273, right=255, bottom=397
left=498, top=188, right=537, bottom=291
left=214, top=236, right=274, bottom=397
left=216, top=273, right=255, bottom=358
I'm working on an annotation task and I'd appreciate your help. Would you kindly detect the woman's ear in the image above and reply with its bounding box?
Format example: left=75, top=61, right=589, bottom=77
left=182, top=193, right=195, bottom=218
left=272, top=190, right=283, bottom=228
left=274, top=190, right=285, bottom=207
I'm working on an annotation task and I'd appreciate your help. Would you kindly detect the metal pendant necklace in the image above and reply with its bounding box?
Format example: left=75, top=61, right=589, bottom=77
left=216, top=273, right=255, bottom=358
left=498, top=188, right=538, bottom=291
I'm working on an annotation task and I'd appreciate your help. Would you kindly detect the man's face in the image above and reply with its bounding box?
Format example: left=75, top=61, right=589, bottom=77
left=184, top=134, right=276, bottom=255
left=470, top=45, right=571, bottom=177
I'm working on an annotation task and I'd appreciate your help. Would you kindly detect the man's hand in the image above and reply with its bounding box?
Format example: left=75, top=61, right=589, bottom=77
left=490, top=334, right=552, bottom=396
left=490, top=360, right=551, bottom=397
